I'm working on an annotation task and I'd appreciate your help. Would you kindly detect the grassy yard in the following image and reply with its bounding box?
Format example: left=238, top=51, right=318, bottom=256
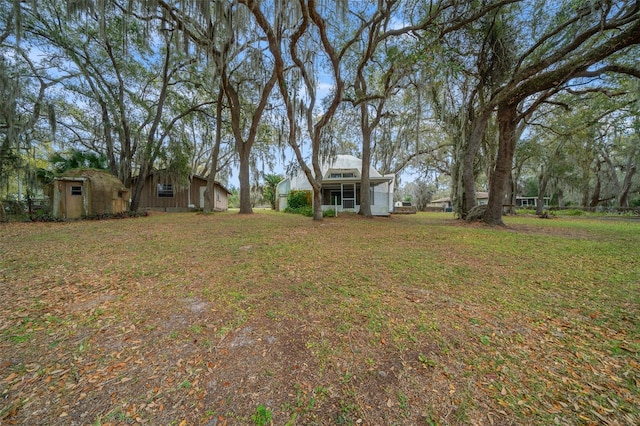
left=1, top=211, right=638, bottom=425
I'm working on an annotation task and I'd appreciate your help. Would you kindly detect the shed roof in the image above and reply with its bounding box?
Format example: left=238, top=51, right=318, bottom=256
left=56, top=169, right=128, bottom=191
left=191, top=175, right=233, bottom=195
left=132, top=170, right=233, bottom=195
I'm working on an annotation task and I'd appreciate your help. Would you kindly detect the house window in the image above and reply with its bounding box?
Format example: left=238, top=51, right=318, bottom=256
left=329, top=172, right=356, bottom=179
left=71, top=186, right=82, bottom=196
left=157, top=183, right=174, bottom=198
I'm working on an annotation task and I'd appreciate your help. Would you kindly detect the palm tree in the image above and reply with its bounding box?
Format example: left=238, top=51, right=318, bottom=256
left=263, top=173, right=283, bottom=210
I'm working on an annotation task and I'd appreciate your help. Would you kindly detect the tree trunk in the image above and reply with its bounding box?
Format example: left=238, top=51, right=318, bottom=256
left=359, top=104, right=372, bottom=218
left=619, top=146, right=637, bottom=207
left=619, top=164, right=636, bottom=207
left=536, top=178, right=548, bottom=216
left=483, top=102, right=517, bottom=226
left=557, top=188, right=564, bottom=208
left=203, top=167, right=217, bottom=213
left=504, top=171, right=516, bottom=215
left=450, top=115, right=469, bottom=219
left=129, top=162, right=151, bottom=213
left=451, top=143, right=465, bottom=218
left=581, top=183, right=590, bottom=209
left=203, top=181, right=215, bottom=212
left=536, top=174, right=548, bottom=216
left=359, top=154, right=372, bottom=217
left=312, top=186, right=323, bottom=220
left=204, top=87, right=224, bottom=212
left=511, top=164, right=524, bottom=215
left=461, top=109, right=491, bottom=218
left=129, top=185, right=143, bottom=213
left=237, top=143, right=253, bottom=214
left=590, top=166, right=601, bottom=209
left=99, top=100, right=119, bottom=178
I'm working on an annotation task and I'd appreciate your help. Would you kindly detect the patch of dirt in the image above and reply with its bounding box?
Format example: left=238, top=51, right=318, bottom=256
left=67, top=294, right=118, bottom=313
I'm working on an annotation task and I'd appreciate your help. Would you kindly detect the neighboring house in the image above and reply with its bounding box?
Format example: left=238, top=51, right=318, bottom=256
left=428, top=197, right=452, bottom=211
left=428, top=193, right=550, bottom=211
left=515, top=196, right=550, bottom=209
left=134, top=172, right=231, bottom=212
left=428, top=192, right=489, bottom=211
left=52, top=169, right=130, bottom=219
left=276, top=155, right=395, bottom=216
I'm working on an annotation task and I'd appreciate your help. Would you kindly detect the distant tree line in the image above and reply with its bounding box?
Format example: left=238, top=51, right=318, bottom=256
left=1, top=0, right=638, bottom=224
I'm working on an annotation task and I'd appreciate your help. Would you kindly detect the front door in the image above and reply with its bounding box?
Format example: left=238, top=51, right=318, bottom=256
left=342, top=183, right=356, bottom=210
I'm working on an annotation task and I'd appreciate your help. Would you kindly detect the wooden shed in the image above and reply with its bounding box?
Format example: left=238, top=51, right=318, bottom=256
left=133, top=172, right=231, bottom=212
left=52, top=169, right=130, bottom=219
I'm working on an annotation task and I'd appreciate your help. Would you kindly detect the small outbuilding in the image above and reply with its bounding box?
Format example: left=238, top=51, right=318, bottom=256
left=52, top=169, right=130, bottom=219
left=428, top=191, right=490, bottom=212
left=132, top=172, right=231, bottom=212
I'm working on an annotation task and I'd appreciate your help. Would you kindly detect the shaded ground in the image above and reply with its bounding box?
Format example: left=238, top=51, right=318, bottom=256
left=1, top=211, right=638, bottom=425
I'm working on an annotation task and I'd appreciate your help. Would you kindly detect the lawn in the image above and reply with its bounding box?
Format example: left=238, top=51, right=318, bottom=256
left=1, top=211, right=638, bottom=425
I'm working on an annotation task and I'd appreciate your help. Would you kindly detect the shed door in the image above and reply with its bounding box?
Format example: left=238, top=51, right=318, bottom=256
left=64, top=182, right=85, bottom=218
left=199, top=186, right=207, bottom=209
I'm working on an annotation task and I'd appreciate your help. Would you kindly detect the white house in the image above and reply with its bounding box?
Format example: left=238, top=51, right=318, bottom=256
left=515, top=196, right=550, bottom=209
left=276, top=155, right=395, bottom=216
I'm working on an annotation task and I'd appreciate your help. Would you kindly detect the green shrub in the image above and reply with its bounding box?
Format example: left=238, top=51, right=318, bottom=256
left=284, top=190, right=314, bottom=216
left=285, top=205, right=313, bottom=216
left=323, top=209, right=336, bottom=217
left=516, top=208, right=536, bottom=215
left=287, top=190, right=311, bottom=209
left=83, top=211, right=148, bottom=220
left=563, top=209, right=585, bottom=216
left=251, top=405, right=272, bottom=426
